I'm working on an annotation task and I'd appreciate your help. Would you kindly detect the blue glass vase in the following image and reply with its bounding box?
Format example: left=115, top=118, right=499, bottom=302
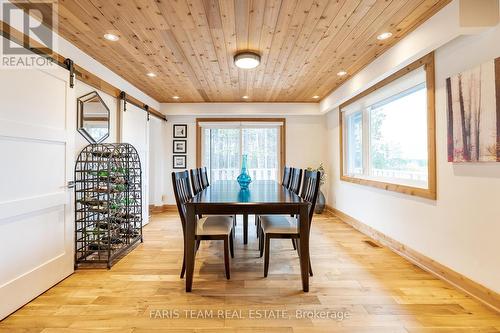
left=237, top=154, right=252, bottom=190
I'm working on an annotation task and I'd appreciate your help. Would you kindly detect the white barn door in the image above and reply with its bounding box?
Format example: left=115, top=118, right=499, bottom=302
left=0, top=65, right=75, bottom=319
left=121, top=104, right=149, bottom=225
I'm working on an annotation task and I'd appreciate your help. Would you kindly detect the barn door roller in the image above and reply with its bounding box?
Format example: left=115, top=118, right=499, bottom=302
left=64, top=58, right=75, bottom=88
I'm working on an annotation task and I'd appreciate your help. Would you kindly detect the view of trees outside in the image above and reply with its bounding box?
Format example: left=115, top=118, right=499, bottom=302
left=345, top=111, right=363, bottom=175
left=344, top=84, right=428, bottom=187
left=204, top=128, right=240, bottom=181
left=203, top=127, right=279, bottom=182
left=369, top=85, right=428, bottom=186
left=242, top=128, right=278, bottom=180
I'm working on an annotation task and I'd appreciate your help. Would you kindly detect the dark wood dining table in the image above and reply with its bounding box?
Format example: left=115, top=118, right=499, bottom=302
left=184, top=180, right=311, bottom=292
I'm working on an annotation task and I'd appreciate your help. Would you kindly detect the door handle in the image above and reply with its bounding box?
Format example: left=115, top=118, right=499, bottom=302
left=66, top=181, right=76, bottom=189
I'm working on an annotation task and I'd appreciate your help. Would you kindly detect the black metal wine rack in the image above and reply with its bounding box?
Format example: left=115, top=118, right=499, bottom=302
left=74, top=143, right=143, bottom=269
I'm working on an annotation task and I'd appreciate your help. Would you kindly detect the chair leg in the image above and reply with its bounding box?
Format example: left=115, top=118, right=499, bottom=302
left=224, top=236, right=231, bottom=279
left=295, top=239, right=312, bottom=277
left=229, top=229, right=234, bottom=258
left=264, top=235, right=270, bottom=277
left=180, top=254, right=186, bottom=279
left=291, top=239, right=296, bottom=250
left=259, top=228, right=264, bottom=257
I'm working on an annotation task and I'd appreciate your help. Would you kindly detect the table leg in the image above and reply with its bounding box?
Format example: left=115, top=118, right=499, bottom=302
left=243, top=214, right=248, bottom=244
left=185, top=204, right=196, bottom=292
left=298, top=204, right=309, bottom=292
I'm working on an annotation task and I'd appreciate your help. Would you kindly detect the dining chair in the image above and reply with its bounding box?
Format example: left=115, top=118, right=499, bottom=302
left=282, top=166, right=292, bottom=187
left=200, top=167, right=209, bottom=189
left=258, top=170, right=321, bottom=277
left=172, top=171, right=234, bottom=279
left=255, top=166, right=299, bottom=239
left=190, top=168, right=203, bottom=195
left=288, top=167, right=302, bottom=195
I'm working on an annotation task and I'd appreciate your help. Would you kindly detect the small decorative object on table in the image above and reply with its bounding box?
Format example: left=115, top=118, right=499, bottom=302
left=237, top=154, right=252, bottom=190
left=306, top=163, right=326, bottom=214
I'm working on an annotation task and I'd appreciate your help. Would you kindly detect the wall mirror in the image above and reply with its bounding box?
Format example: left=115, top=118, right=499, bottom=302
left=77, top=91, right=110, bottom=144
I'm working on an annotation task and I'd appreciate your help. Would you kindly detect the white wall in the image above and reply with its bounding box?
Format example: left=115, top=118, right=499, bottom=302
left=325, top=19, right=500, bottom=292
left=155, top=110, right=327, bottom=205
left=165, top=103, right=320, bottom=116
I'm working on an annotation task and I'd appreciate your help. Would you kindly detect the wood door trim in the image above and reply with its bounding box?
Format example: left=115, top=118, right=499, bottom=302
left=195, top=118, right=286, bottom=178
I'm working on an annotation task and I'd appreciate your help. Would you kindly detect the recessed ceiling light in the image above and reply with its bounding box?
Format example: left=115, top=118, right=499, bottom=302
left=312, top=95, right=320, bottom=99
left=377, top=32, right=393, bottom=40
left=242, top=95, right=249, bottom=99
left=146, top=72, right=157, bottom=77
left=234, top=51, right=261, bottom=69
left=337, top=70, right=348, bottom=77
left=103, top=33, right=119, bottom=41
left=172, top=96, right=180, bottom=100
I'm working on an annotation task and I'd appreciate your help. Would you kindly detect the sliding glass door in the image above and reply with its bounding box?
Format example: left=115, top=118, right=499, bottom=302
left=242, top=128, right=279, bottom=180
left=203, top=128, right=240, bottom=182
left=202, top=123, right=280, bottom=183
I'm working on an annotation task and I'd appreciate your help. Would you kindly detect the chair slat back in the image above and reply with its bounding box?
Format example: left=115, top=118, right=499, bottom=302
left=288, top=168, right=302, bottom=195
left=282, top=166, right=291, bottom=187
left=200, top=167, right=209, bottom=189
left=171, top=171, right=193, bottom=232
left=300, top=170, right=321, bottom=224
left=190, top=168, right=203, bottom=195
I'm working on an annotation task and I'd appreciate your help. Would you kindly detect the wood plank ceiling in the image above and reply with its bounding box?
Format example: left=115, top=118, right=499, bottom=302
left=19, top=0, right=450, bottom=102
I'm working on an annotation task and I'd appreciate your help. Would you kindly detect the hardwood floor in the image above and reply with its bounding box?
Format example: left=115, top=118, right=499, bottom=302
left=1, top=212, right=499, bottom=332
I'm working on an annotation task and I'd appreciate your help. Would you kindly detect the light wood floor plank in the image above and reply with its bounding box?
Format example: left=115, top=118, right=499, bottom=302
left=0, top=212, right=498, bottom=332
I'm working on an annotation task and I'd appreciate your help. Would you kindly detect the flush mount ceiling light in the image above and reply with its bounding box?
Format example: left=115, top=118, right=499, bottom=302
left=103, top=33, right=119, bottom=41
left=312, top=95, right=320, bottom=99
left=337, top=70, right=348, bottom=77
left=234, top=51, right=261, bottom=69
left=242, top=95, right=249, bottom=99
left=377, top=32, right=393, bottom=40
left=172, top=96, right=180, bottom=100
left=146, top=72, right=157, bottom=77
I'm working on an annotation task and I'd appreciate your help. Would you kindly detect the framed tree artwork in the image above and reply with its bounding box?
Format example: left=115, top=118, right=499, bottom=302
left=446, top=57, right=500, bottom=162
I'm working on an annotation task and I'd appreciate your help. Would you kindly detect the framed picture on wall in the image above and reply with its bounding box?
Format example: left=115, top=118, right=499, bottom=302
left=173, top=140, right=187, bottom=153
left=173, top=124, right=187, bottom=138
left=173, top=155, right=187, bottom=169
left=446, top=57, right=500, bottom=162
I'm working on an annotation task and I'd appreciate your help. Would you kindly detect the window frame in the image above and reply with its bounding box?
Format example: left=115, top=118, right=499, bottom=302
left=196, top=118, right=286, bottom=180
left=339, top=53, right=436, bottom=200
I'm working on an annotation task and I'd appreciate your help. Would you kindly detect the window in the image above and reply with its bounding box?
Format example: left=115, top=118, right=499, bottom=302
left=340, top=53, right=436, bottom=199
left=197, top=119, right=285, bottom=183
